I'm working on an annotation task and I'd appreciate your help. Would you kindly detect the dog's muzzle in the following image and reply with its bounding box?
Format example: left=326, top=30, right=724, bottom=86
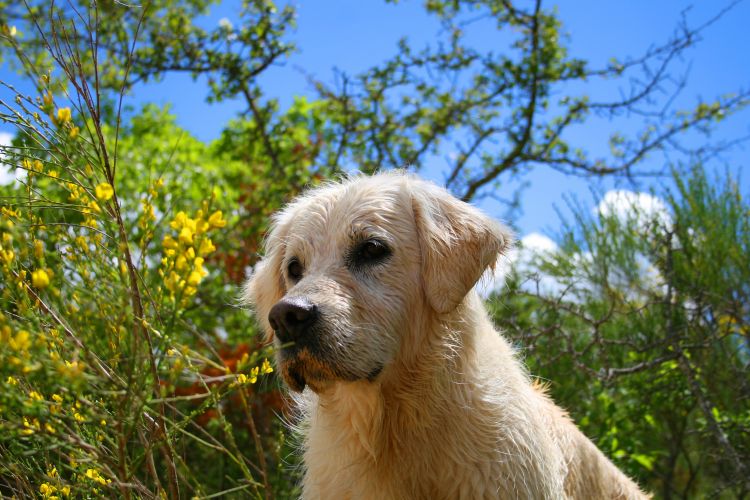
left=268, top=296, right=323, bottom=391
left=268, top=296, right=383, bottom=392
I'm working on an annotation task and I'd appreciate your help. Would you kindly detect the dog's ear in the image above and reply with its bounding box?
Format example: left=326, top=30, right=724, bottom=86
left=410, top=180, right=512, bottom=314
left=242, top=211, right=291, bottom=341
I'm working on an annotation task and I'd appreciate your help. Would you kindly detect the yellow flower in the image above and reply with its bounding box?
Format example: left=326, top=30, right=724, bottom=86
left=1, top=248, right=14, bottom=264
left=261, top=358, right=274, bottom=374
left=187, top=271, right=203, bottom=287
left=164, top=271, right=182, bottom=293
left=85, top=468, right=110, bottom=485
left=170, top=211, right=188, bottom=230
left=88, top=200, right=101, bottom=214
left=162, top=235, right=178, bottom=249
left=29, top=390, right=44, bottom=401
left=140, top=199, right=155, bottom=227
left=73, top=236, right=87, bottom=251
left=236, top=373, right=248, bottom=385
left=56, top=107, right=71, bottom=124
left=42, top=91, right=53, bottom=108
left=196, top=218, right=209, bottom=234
left=198, top=238, right=216, bottom=256
left=178, top=227, right=194, bottom=245
left=10, top=330, right=31, bottom=351
left=249, top=366, right=259, bottom=384
left=32, top=269, right=50, bottom=288
left=175, top=255, right=187, bottom=271
left=69, top=126, right=79, bottom=139
left=52, top=394, right=63, bottom=403
left=6, top=376, right=18, bottom=385
left=34, top=240, right=44, bottom=259
left=22, top=417, right=40, bottom=435
left=73, top=412, right=85, bottom=422
left=59, top=360, right=84, bottom=378
left=40, top=482, right=57, bottom=497
left=61, top=486, right=71, bottom=497
left=237, top=352, right=249, bottom=370
left=95, top=182, right=114, bottom=201
left=208, top=210, right=227, bottom=229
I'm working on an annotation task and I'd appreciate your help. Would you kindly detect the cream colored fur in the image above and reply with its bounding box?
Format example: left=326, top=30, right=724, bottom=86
left=245, top=172, right=649, bottom=499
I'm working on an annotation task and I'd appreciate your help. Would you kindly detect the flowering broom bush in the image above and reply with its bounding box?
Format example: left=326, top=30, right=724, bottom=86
left=0, top=9, right=313, bottom=499
left=0, top=104, right=284, bottom=498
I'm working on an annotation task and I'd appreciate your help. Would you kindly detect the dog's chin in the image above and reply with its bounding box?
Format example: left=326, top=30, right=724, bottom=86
left=279, top=349, right=384, bottom=394
left=281, top=362, right=308, bottom=392
left=279, top=349, right=338, bottom=393
left=281, top=362, right=340, bottom=393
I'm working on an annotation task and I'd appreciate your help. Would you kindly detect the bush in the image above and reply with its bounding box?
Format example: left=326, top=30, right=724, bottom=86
left=490, top=166, right=750, bottom=497
left=0, top=21, right=303, bottom=500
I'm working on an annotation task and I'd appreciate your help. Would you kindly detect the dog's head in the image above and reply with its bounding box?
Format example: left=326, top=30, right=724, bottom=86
left=244, top=173, right=512, bottom=392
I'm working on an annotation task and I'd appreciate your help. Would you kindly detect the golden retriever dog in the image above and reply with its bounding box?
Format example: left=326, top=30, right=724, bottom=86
left=245, top=172, right=648, bottom=499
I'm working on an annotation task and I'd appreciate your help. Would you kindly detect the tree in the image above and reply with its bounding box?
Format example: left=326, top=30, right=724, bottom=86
left=2, top=0, right=748, bottom=203
left=489, top=166, right=750, bottom=498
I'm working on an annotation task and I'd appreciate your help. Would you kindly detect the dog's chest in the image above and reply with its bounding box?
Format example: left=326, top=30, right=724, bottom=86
left=301, top=397, right=533, bottom=499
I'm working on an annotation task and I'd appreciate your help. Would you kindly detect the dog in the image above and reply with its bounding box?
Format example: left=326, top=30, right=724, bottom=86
left=245, top=172, right=648, bottom=499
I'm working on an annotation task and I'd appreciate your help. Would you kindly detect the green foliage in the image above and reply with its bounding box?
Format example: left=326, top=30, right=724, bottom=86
left=490, top=166, right=750, bottom=497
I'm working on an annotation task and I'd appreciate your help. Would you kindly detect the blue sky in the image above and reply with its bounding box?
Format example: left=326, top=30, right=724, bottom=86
left=2, top=0, right=749, bottom=236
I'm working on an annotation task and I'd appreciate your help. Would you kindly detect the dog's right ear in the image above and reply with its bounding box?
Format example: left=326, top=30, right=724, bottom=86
left=242, top=211, right=291, bottom=341
left=410, top=180, right=512, bottom=314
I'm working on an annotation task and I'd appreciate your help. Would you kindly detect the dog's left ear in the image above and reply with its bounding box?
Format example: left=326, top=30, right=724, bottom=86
left=410, top=180, right=513, bottom=314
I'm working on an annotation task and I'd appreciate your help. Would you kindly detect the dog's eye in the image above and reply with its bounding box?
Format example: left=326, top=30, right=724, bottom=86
left=287, top=258, right=303, bottom=281
left=352, top=239, right=391, bottom=267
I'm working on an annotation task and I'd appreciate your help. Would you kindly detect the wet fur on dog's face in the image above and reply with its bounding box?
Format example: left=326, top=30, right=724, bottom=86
left=244, top=173, right=510, bottom=393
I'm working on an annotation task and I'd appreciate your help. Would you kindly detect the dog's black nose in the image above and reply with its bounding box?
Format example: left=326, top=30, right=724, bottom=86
left=268, top=297, right=319, bottom=343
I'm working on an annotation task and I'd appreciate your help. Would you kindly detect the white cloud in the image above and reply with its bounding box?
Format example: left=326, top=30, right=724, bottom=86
left=516, top=233, right=575, bottom=297
left=478, top=191, right=673, bottom=300
left=0, top=132, right=13, bottom=147
left=0, top=132, right=19, bottom=186
left=520, top=232, right=558, bottom=255
left=596, top=190, right=671, bottom=230
left=477, top=232, right=560, bottom=297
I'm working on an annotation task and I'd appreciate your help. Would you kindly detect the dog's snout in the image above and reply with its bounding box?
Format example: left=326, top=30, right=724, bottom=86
left=268, top=297, right=319, bottom=343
